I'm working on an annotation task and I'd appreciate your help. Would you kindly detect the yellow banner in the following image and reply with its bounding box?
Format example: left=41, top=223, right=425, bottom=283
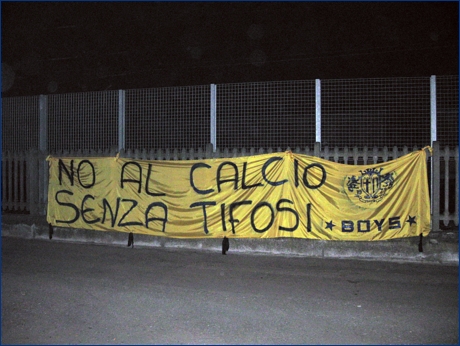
left=46, top=148, right=431, bottom=240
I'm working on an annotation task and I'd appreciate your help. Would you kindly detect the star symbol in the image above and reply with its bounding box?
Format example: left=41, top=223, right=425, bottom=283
left=406, top=215, right=416, bottom=226
left=325, top=220, right=335, bottom=230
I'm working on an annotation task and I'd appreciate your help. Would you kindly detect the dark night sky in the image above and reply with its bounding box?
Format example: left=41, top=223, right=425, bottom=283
left=1, top=1, right=458, bottom=96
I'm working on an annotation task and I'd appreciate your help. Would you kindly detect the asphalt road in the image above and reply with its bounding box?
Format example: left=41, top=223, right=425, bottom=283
left=1, top=237, right=458, bottom=345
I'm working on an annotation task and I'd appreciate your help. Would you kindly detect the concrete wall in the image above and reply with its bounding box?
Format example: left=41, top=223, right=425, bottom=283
left=2, top=214, right=458, bottom=266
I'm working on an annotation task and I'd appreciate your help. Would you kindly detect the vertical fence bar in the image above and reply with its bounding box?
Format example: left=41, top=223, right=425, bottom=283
left=443, top=146, right=450, bottom=226
left=315, top=79, right=321, bottom=146
left=430, top=75, right=437, bottom=219
left=13, top=155, right=19, bottom=210
left=13, top=155, right=17, bottom=210
left=5, top=154, right=9, bottom=210
left=432, top=141, right=440, bottom=231
left=455, top=147, right=459, bottom=225
left=28, top=150, right=38, bottom=215
left=8, top=153, right=13, bottom=210
left=210, top=84, right=217, bottom=151
left=430, top=76, right=437, bottom=145
left=18, top=152, right=25, bottom=210
left=118, top=89, right=126, bottom=151
left=38, top=95, right=48, bottom=215
left=2, top=153, right=7, bottom=210
left=4, top=152, right=11, bottom=210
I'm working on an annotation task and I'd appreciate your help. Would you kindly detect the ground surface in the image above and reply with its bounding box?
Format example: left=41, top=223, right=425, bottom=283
left=1, top=237, right=458, bottom=345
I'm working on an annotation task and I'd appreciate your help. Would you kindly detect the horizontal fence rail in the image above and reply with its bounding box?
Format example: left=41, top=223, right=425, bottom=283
left=2, top=144, right=458, bottom=230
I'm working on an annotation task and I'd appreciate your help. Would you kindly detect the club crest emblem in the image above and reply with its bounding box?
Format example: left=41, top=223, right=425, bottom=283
left=346, top=168, right=395, bottom=203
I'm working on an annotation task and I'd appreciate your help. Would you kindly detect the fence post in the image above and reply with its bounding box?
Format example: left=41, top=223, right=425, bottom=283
left=315, top=79, right=321, bottom=147
left=455, top=146, right=459, bottom=226
left=314, top=142, right=321, bottom=158
left=118, top=89, right=126, bottom=151
left=7, top=151, right=13, bottom=211
left=430, top=75, right=437, bottom=145
left=28, top=149, right=39, bottom=215
left=432, top=141, right=440, bottom=232
left=38, top=95, right=48, bottom=216
left=210, top=84, right=217, bottom=152
left=1, top=152, right=7, bottom=211
left=430, top=75, right=437, bottom=220
left=37, top=151, right=48, bottom=216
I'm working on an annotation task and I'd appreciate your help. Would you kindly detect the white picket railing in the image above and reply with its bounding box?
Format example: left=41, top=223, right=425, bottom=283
left=2, top=143, right=458, bottom=231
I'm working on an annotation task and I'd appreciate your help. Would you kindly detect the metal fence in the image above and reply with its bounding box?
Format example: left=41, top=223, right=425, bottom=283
left=47, top=91, right=119, bottom=152
left=2, top=75, right=458, bottom=153
left=2, top=96, right=40, bottom=152
left=321, top=77, right=432, bottom=148
left=436, top=75, right=459, bottom=147
left=2, top=143, right=458, bottom=231
left=125, top=85, right=211, bottom=150
left=216, top=80, right=316, bottom=149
